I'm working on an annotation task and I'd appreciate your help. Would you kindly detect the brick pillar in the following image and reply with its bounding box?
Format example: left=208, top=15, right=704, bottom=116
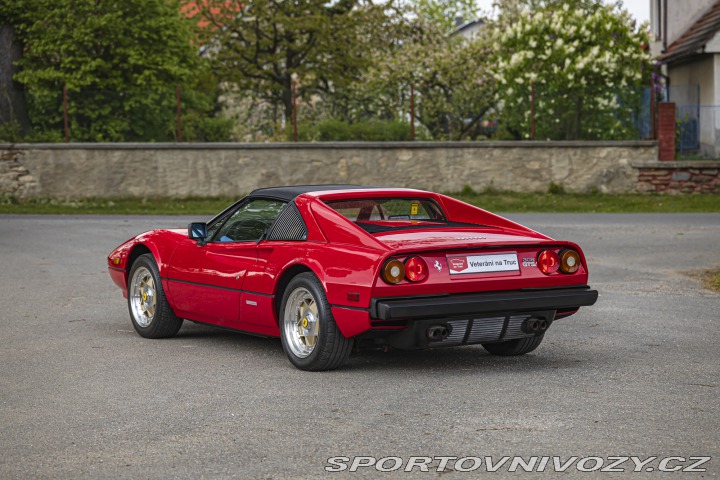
left=657, top=102, right=676, bottom=161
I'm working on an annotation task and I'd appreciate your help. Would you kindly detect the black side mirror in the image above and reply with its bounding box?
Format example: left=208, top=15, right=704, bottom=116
left=188, top=223, right=208, bottom=245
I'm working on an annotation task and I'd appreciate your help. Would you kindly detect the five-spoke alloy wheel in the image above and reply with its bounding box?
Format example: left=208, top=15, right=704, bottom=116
left=129, top=266, right=157, bottom=327
left=127, top=253, right=183, bottom=338
left=283, top=287, right=320, bottom=358
left=280, top=273, right=353, bottom=371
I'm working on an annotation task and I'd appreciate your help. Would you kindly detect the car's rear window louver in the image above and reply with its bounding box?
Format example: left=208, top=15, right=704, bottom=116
left=267, top=203, right=308, bottom=241
left=356, top=221, right=488, bottom=234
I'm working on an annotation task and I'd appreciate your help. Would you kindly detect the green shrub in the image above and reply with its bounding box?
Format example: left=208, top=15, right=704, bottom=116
left=181, top=114, right=234, bottom=142
left=0, top=121, right=23, bottom=142
left=297, top=119, right=414, bottom=142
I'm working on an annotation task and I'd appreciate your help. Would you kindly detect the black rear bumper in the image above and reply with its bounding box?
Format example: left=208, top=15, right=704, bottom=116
left=370, top=286, right=598, bottom=321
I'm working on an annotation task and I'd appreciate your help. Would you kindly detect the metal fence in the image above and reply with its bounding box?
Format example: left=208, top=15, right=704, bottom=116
left=0, top=86, right=213, bottom=143
left=677, top=104, right=700, bottom=155
left=671, top=85, right=720, bottom=159
left=675, top=105, right=720, bottom=158
left=1, top=84, right=656, bottom=143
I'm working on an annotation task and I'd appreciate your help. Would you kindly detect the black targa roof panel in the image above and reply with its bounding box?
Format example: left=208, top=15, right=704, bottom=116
left=248, top=185, right=384, bottom=202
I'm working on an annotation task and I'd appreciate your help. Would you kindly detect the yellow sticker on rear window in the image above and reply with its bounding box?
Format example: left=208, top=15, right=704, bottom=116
left=410, top=203, right=419, bottom=215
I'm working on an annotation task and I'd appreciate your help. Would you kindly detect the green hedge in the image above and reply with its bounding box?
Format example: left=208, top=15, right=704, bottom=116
left=296, top=119, right=419, bottom=141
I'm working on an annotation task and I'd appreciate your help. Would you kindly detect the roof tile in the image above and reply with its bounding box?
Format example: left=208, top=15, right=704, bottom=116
left=660, top=1, right=720, bottom=63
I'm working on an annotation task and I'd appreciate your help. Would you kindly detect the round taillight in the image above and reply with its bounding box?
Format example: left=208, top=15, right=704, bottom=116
left=559, top=249, right=581, bottom=274
left=538, top=250, right=560, bottom=275
left=382, top=258, right=405, bottom=284
left=404, top=256, right=428, bottom=282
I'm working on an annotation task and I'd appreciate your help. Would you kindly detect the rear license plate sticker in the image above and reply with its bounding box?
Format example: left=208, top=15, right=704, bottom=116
left=447, top=253, right=519, bottom=274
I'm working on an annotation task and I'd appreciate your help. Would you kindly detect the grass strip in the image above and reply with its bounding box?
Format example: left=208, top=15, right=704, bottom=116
left=1, top=191, right=719, bottom=215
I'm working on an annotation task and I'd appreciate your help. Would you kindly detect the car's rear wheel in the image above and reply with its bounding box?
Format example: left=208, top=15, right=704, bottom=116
left=280, top=273, right=353, bottom=371
left=482, top=334, right=544, bottom=356
left=128, top=253, right=183, bottom=338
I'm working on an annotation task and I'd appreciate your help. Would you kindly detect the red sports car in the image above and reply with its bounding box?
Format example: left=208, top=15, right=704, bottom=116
left=108, top=185, right=598, bottom=371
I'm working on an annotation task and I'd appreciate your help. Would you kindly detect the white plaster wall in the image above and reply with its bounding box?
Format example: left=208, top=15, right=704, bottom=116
left=666, top=0, right=715, bottom=46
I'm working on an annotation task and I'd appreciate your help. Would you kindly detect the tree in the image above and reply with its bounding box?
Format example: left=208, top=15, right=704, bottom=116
left=0, top=0, right=227, bottom=141
left=202, top=0, right=393, bottom=129
left=490, top=0, right=652, bottom=140
left=355, top=14, right=497, bottom=140
left=0, top=24, right=29, bottom=135
left=410, top=0, right=483, bottom=31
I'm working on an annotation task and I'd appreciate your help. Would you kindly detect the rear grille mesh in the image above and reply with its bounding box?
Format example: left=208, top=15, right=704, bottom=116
left=444, top=320, right=469, bottom=345
left=429, top=314, right=546, bottom=347
left=466, top=316, right=506, bottom=343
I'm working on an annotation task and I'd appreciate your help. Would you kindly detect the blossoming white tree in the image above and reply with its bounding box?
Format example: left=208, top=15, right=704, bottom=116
left=491, top=0, right=652, bottom=140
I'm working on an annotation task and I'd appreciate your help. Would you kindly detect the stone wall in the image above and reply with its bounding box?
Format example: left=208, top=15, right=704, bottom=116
left=0, top=148, right=40, bottom=198
left=635, top=161, right=720, bottom=194
left=0, top=141, right=657, bottom=199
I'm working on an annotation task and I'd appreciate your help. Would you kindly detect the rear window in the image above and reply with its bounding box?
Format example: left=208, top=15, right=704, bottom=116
left=323, top=198, right=481, bottom=233
left=325, top=198, right=446, bottom=222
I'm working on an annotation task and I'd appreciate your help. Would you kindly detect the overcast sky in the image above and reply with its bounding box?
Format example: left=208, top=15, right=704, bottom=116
left=476, top=0, right=650, bottom=23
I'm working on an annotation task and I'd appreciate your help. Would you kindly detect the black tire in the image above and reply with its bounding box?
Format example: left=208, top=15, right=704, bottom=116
left=482, top=334, right=544, bottom=356
left=127, top=253, right=183, bottom=339
left=279, top=272, right=353, bottom=371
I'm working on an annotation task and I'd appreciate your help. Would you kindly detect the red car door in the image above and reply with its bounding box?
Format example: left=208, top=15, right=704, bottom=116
left=166, top=198, right=286, bottom=330
left=166, top=240, right=257, bottom=328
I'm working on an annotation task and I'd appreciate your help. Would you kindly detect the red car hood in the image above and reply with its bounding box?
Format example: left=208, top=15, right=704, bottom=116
left=373, top=228, right=552, bottom=253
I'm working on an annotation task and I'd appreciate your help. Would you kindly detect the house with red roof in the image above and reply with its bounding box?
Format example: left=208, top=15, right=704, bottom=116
left=182, top=1, right=242, bottom=30
left=651, top=0, right=720, bottom=156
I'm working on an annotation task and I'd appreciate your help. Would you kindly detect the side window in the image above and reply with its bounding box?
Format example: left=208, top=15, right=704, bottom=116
left=212, top=199, right=286, bottom=242
left=206, top=208, right=235, bottom=240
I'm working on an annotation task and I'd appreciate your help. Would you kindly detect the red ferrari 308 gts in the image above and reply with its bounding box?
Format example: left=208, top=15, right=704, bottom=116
left=108, top=185, right=598, bottom=370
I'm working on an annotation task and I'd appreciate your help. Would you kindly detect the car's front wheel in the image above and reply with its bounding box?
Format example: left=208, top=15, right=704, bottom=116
left=279, top=273, right=353, bottom=371
left=127, top=253, right=183, bottom=338
left=481, top=334, right=544, bottom=356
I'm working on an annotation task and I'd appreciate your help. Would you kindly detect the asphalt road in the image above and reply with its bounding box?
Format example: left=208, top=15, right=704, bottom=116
left=1, top=213, right=719, bottom=479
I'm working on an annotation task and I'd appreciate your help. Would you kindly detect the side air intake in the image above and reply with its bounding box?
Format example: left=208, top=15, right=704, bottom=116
left=266, top=203, right=308, bottom=241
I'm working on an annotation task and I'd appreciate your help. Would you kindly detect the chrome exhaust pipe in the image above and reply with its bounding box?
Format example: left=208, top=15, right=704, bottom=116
left=523, top=318, right=551, bottom=334
left=523, top=319, right=542, bottom=334
left=427, top=325, right=450, bottom=341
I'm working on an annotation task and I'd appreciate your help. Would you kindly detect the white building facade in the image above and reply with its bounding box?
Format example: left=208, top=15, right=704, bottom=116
left=651, top=0, right=720, bottom=156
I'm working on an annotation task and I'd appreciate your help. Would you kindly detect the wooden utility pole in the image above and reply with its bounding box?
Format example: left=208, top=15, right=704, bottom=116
left=176, top=85, right=182, bottom=142
left=530, top=81, right=536, bottom=141
left=410, top=84, right=415, bottom=141
left=63, top=84, right=69, bottom=143
left=291, top=74, right=299, bottom=142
